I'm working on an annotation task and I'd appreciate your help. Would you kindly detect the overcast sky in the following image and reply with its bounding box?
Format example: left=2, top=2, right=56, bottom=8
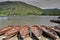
left=0, top=0, right=60, bottom=9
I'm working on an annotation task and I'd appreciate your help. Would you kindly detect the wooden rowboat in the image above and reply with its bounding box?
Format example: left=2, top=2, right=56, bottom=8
left=19, top=25, right=31, bottom=39
left=49, top=26, right=60, bottom=36
left=0, top=25, right=13, bottom=35
left=2, top=26, right=20, bottom=40
left=31, top=25, right=42, bottom=40
left=50, top=19, right=60, bottom=24
left=39, top=25, right=59, bottom=39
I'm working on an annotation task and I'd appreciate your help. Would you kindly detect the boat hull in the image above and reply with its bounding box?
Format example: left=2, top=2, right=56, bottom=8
left=0, top=25, right=13, bottom=35
left=39, top=25, right=59, bottom=39
left=2, top=26, right=20, bottom=40
left=31, top=25, right=42, bottom=40
left=50, top=19, right=60, bottom=24
left=49, top=26, right=60, bottom=36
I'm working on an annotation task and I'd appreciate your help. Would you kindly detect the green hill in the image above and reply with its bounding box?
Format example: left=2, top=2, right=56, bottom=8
left=0, top=1, right=43, bottom=16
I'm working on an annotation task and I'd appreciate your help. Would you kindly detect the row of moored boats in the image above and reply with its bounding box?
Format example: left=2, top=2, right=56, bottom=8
left=0, top=25, right=60, bottom=40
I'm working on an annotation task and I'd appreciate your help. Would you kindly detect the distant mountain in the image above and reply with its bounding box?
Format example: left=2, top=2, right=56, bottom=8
left=0, top=1, right=43, bottom=16
left=42, top=8, right=60, bottom=16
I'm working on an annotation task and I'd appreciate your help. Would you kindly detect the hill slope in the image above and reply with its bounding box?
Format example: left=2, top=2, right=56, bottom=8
left=0, top=1, right=43, bottom=16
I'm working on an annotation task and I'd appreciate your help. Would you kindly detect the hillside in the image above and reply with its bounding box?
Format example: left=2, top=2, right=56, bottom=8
left=0, top=1, right=43, bottom=16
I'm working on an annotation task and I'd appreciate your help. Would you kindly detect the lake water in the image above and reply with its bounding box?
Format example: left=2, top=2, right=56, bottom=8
left=0, top=16, right=59, bottom=28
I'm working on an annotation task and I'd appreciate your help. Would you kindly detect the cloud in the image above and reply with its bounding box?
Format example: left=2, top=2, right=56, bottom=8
left=0, top=0, right=60, bottom=9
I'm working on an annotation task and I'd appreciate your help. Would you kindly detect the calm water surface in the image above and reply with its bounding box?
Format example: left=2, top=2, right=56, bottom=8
left=0, top=16, right=59, bottom=28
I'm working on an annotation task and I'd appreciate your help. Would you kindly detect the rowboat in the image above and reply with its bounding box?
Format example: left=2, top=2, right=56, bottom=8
left=50, top=19, right=60, bottom=24
left=2, top=26, right=20, bottom=40
left=49, top=26, right=60, bottom=36
left=39, top=25, right=59, bottom=39
left=31, top=25, right=42, bottom=40
left=19, top=25, right=30, bottom=39
left=0, top=25, right=13, bottom=35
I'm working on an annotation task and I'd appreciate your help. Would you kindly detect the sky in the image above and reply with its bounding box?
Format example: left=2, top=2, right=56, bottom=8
left=0, top=0, right=60, bottom=9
